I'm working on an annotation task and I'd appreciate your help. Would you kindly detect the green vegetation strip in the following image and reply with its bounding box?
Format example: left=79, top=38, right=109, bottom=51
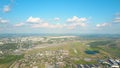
left=0, top=55, right=23, bottom=64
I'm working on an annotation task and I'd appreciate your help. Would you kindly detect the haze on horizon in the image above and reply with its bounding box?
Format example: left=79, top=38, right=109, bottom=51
left=0, top=0, right=120, bottom=34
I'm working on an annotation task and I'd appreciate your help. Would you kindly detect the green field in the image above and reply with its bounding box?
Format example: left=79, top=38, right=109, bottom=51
left=0, top=55, right=23, bottom=68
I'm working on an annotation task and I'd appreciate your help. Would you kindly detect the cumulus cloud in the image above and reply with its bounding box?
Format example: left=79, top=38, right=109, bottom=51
left=32, top=23, right=63, bottom=28
left=3, top=0, right=15, bottom=13
left=66, top=16, right=87, bottom=29
left=32, top=23, right=49, bottom=28
left=113, top=17, right=120, bottom=23
left=14, top=23, right=24, bottom=27
left=67, top=24, right=75, bottom=29
left=112, top=13, right=120, bottom=23
left=96, top=23, right=111, bottom=27
left=3, top=5, right=11, bottom=13
left=73, top=23, right=85, bottom=27
left=66, top=23, right=86, bottom=29
left=26, top=16, right=63, bottom=28
left=26, top=16, right=43, bottom=23
left=25, top=16, right=88, bottom=29
left=0, top=18, right=8, bottom=24
left=67, top=16, right=87, bottom=23
left=96, top=13, right=120, bottom=28
left=54, top=17, right=60, bottom=21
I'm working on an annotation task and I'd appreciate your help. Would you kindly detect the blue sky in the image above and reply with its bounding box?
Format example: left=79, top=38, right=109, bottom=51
left=0, top=0, right=120, bottom=34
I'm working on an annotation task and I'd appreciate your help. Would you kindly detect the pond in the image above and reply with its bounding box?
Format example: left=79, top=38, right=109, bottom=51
left=85, top=50, right=99, bottom=55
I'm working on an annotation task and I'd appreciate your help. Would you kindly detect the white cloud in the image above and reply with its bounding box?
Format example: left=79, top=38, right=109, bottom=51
left=3, top=0, right=15, bottom=13
left=14, top=23, right=24, bottom=27
left=96, top=23, right=110, bottom=27
left=66, top=16, right=87, bottom=29
left=54, top=17, right=60, bottom=21
left=32, top=23, right=63, bottom=28
left=0, top=18, right=8, bottom=24
left=25, top=16, right=88, bottom=29
left=32, top=23, right=49, bottom=28
left=26, top=16, right=43, bottom=23
left=67, top=16, right=87, bottom=23
left=96, top=13, right=120, bottom=28
left=66, top=23, right=86, bottom=29
left=26, top=16, right=63, bottom=28
left=113, top=13, right=120, bottom=23
left=113, top=17, right=120, bottom=23
left=76, top=23, right=86, bottom=27
left=3, top=5, right=11, bottom=13
left=67, top=24, right=75, bottom=29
